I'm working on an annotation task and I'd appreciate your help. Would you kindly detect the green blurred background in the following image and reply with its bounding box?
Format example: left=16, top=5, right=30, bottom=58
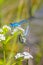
left=0, top=0, right=43, bottom=65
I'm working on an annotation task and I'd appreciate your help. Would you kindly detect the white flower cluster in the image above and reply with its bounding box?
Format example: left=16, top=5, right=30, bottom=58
left=2, top=25, right=27, bottom=36
left=15, top=53, right=24, bottom=59
left=22, top=37, right=26, bottom=43
left=15, top=52, right=33, bottom=59
left=0, top=25, right=25, bottom=41
left=0, top=34, right=5, bottom=41
left=23, top=52, right=33, bottom=59
left=0, top=25, right=11, bottom=41
left=0, top=28, right=3, bottom=32
left=17, top=26, right=25, bottom=32
left=11, top=28, right=18, bottom=34
left=3, top=25, right=11, bottom=31
left=11, top=26, right=25, bottom=34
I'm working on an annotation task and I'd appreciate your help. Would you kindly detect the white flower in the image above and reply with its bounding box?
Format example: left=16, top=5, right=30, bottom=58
left=23, top=52, right=33, bottom=59
left=11, top=28, right=18, bottom=34
left=15, top=52, right=33, bottom=60
left=11, top=26, right=25, bottom=35
left=0, top=29, right=3, bottom=32
left=23, top=52, right=30, bottom=56
left=24, top=55, right=33, bottom=59
left=22, top=37, right=26, bottom=43
left=3, top=25, right=11, bottom=31
left=15, top=53, right=24, bottom=59
left=17, top=26, right=25, bottom=32
left=0, top=34, right=5, bottom=41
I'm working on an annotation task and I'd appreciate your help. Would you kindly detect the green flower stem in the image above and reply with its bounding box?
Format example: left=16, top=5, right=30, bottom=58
left=3, top=44, right=6, bottom=65
left=3, top=50, right=6, bottom=65
left=27, top=59, right=28, bottom=65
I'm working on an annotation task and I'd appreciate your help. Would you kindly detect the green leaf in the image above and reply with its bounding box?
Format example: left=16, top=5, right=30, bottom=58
left=5, top=36, right=12, bottom=45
